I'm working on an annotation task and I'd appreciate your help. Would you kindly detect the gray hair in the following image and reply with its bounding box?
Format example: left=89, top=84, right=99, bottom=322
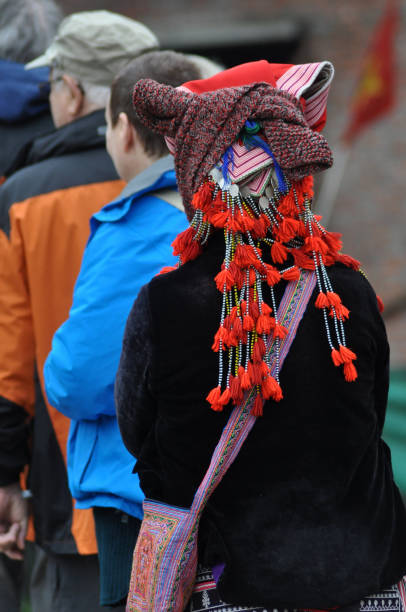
left=0, top=0, right=63, bottom=63
left=52, top=67, right=110, bottom=109
left=80, top=82, right=110, bottom=108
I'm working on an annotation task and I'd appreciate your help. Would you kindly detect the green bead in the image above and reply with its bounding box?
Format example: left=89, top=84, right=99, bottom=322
left=244, top=121, right=260, bottom=134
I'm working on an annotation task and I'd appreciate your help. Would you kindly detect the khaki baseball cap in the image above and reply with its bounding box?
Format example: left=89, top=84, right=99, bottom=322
left=25, top=10, right=159, bottom=87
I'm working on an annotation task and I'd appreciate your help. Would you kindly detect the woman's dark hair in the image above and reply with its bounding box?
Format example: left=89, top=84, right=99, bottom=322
left=109, top=50, right=201, bottom=158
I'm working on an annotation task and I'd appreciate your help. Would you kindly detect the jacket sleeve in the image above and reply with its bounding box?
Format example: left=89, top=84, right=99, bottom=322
left=44, top=207, right=179, bottom=422
left=115, top=283, right=157, bottom=460
left=0, top=223, right=34, bottom=485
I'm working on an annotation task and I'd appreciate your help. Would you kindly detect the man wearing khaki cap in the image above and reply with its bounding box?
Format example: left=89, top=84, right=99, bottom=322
left=26, top=10, right=158, bottom=87
left=0, top=10, right=158, bottom=612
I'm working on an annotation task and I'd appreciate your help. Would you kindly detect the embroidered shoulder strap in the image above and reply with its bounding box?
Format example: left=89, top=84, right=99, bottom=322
left=399, top=577, right=406, bottom=611
left=191, top=270, right=316, bottom=517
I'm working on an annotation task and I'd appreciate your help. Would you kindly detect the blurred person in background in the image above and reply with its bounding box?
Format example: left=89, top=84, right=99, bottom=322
left=0, top=10, right=158, bottom=612
left=43, top=50, right=221, bottom=609
left=0, top=2, right=62, bottom=609
left=0, top=0, right=63, bottom=181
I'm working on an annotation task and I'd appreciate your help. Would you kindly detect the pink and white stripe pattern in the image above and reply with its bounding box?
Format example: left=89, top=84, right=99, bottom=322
left=240, top=167, right=272, bottom=196
left=226, top=141, right=272, bottom=182
left=399, top=576, right=406, bottom=610
left=276, top=61, right=334, bottom=129
left=166, top=136, right=273, bottom=195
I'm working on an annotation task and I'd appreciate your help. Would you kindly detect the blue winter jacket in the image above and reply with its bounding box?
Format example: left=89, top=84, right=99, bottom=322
left=44, top=156, right=188, bottom=518
left=0, top=60, right=53, bottom=176
left=0, top=59, right=49, bottom=123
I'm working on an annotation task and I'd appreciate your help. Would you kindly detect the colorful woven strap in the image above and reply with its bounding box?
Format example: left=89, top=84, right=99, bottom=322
left=192, top=270, right=316, bottom=516
left=399, top=577, right=406, bottom=610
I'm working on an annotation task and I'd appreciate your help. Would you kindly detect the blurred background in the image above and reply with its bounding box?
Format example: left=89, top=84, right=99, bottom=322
left=60, top=0, right=406, bottom=494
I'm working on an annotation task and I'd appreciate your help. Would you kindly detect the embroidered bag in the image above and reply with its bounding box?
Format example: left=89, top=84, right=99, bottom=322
left=126, top=270, right=316, bottom=612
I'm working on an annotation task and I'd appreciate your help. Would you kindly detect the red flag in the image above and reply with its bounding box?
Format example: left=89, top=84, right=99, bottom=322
left=342, top=0, right=398, bottom=143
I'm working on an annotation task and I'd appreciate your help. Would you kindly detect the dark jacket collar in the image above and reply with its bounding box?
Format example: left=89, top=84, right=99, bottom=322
left=6, top=110, right=107, bottom=176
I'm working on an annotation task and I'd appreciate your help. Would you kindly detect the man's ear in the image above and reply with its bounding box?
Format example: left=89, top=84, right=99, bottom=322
left=117, top=112, right=135, bottom=152
left=63, top=74, right=85, bottom=119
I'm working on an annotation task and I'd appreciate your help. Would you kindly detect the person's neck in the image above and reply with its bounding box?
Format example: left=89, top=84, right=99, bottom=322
left=71, top=102, right=104, bottom=124
left=124, top=154, right=161, bottom=183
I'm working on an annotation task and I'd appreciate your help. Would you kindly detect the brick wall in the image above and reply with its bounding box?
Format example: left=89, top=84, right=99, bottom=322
left=59, top=0, right=406, bottom=365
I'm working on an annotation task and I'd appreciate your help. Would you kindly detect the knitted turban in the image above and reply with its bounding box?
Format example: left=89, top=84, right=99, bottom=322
left=132, top=78, right=333, bottom=216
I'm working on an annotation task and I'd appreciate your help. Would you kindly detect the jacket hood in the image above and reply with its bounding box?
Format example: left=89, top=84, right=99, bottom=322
left=0, top=59, right=50, bottom=123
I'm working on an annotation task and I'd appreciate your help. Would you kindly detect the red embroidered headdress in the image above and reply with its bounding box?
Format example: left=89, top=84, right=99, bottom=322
left=132, top=60, right=366, bottom=416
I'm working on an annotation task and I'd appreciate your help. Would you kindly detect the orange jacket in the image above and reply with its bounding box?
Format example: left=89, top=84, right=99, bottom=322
left=0, top=110, right=124, bottom=554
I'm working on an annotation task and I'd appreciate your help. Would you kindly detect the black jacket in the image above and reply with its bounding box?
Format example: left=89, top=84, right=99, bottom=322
left=0, top=112, right=54, bottom=179
left=116, top=232, right=406, bottom=609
